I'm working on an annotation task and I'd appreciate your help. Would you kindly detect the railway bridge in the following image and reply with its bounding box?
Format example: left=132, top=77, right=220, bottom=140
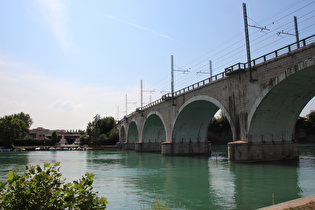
left=117, top=35, right=315, bottom=161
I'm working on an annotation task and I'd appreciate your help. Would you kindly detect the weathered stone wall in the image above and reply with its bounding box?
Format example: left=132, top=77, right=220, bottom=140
left=117, top=42, right=315, bottom=161
left=161, top=141, right=211, bottom=155
left=228, top=141, right=298, bottom=161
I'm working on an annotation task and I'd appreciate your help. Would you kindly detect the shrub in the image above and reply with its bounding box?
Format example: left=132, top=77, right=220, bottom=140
left=0, top=162, right=107, bottom=209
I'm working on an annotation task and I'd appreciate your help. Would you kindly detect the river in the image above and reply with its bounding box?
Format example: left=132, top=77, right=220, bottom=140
left=0, top=144, right=315, bottom=209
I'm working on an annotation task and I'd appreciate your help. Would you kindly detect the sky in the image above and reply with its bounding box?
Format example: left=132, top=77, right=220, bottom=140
left=0, top=0, right=315, bottom=130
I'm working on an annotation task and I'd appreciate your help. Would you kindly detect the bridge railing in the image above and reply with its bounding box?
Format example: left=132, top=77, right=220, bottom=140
left=250, top=34, right=315, bottom=67
left=225, top=34, right=315, bottom=72
left=159, top=71, right=226, bottom=100
left=125, top=34, right=315, bottom=117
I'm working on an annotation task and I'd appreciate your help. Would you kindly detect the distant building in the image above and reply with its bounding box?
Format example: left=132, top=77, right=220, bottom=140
left=29, top=127, right=81, bottom=144
left=29, top=127, right=50, bottom=139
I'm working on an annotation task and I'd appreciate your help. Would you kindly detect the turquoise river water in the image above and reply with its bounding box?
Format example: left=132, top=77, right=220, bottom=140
left=0, top=144, right=315, bottom=210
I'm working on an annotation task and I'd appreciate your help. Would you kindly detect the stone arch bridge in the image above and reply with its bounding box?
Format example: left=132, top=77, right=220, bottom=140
left=117, top=35, right=315, bottom=161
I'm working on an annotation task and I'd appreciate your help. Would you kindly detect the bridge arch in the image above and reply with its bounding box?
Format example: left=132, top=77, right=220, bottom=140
left=248, top=59, right=315, bottom=142
left=142, top=111, right=167, bottom=143
left=172, top=95, right=236, bottom=143
left=127, top=120, right=139, bottom=143
left=119, top=125, right=126, bottom=143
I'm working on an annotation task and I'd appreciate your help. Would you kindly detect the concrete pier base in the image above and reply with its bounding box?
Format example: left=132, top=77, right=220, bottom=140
left=228, top=141, right=298, bottom=162
left=135, top=142, right=161, bottom=152
left=161, top=141, right=211, bottom=155
left=121, top=142, right=135, bottom=150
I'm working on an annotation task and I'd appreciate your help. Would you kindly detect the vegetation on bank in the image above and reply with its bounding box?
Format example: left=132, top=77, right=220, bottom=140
left=1, top=110, right=315, bottom=148
left=80, top=114, right=118, bottom=146
left=207, top=110, right=315, bottom=144
left=0, top=112, right=118, bottom=148
left=207, top=112, right=233, bottom=144
left=0, top=112, right=33, bottom=148
left=0, top=162, right=107, bottom=209
left=295, top=110, right=315, bottom=142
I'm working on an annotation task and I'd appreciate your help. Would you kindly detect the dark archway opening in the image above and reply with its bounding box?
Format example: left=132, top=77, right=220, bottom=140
left=207, top=110, right=233, bottom=145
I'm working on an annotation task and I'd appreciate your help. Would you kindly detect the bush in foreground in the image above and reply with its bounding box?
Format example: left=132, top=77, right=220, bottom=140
left=0, top=162, right=107, bottom=209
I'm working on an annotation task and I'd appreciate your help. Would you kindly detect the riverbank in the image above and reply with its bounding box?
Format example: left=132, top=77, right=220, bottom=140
left=0, top=145, right=119, bottom=151
left=258, top=194, right=315, bottom=210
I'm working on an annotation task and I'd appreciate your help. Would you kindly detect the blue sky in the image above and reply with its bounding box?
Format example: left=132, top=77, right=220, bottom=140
left=0, top=0, right=314, bottom=130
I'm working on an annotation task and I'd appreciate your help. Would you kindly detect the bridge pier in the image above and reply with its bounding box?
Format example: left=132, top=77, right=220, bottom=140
left=135, top=142, right=161, bottom=152
left=121, top=142, right=135, bottom=150
left=161, top=141, right=211, bottom=156
left=228, top=141, right=298, bottom=162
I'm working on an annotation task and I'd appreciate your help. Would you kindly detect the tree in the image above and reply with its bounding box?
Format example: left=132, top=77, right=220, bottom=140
left=85, top=115, right=118, bottom=146
left=51, top=131, right=58, bottom=146
left=208, top=112, right=231, bottom=135
left=0, top=116, right=26, bottom=148
left=13, top=112, right=33, bottom=130
left=296, top=110, right=315, bottom=138
left=0, top=112, right=33, bottom=147
left=306, top=110, right=315, bottom=124
left=0, top=162, right=107, bottom=209
left=207, top=112, right=232, bottom=144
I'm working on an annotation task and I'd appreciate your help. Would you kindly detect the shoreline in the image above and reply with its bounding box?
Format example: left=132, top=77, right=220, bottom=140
left=257, top=194, right=315, bottom=210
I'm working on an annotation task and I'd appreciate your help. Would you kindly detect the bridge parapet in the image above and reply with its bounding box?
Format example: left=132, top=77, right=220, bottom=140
left=127, top=34, right=315, bottom=116
left=118, top=34, right=315, bottom=161
left=225, top=34, right=315, bottom=75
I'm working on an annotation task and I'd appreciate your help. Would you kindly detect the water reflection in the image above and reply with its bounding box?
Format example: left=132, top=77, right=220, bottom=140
left=297, top=144, right=315, bottom=197
left=229, top=161, right=301, bottom=209
left=208, top=158, right=236, bottom=210
left=0, top=145, right=314, bottom=210
left=0, top=152, right=28, bottom=180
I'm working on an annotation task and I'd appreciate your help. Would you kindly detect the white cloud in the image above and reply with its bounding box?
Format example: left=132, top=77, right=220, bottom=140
left=35, top=0, right=70, bottom=50
left=0, top=58, right=131, bottom=130
left=82, top=5, right=176, bottom=42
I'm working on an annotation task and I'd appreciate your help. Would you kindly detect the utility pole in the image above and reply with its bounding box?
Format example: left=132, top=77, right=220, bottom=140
left=125, top=94, right=127, bottom=115
left=243, top=3, right=269, bottom=81
left=170, top=55, right=190, bottom=106
left=171, top=55, right=174, bottom=105
left=294, top=16, right=300, bottom=48
left=277, top=16, right=300, bottom=48
left=140, top=79, right=155, bottom=107
left=196, top=60, right=213, bottom=79
left=243, top=2, right=252, bottom=81
left=210, top=60, right=213, bottom=79
left=140, top=80, right=143, bottom=109
left=125, top=94, right=136, bottom=116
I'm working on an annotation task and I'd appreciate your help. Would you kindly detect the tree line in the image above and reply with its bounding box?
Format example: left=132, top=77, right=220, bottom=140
left=295, top=110, right=315, bottom=141
left=80, top=114, right=119, bottom=146
left=0, top=112, right=33, bottom=148
left=0, top=112, right=118, bottom=148
left=1, top=110, right=315, bottom=148
left=208, top=110, right=315, bottom=144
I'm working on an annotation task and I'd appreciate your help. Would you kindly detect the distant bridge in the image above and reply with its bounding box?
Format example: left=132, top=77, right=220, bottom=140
left=117, top=34, right=315, bottom=161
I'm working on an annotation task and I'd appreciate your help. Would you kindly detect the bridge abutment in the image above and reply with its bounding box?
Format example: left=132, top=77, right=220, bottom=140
left=161, top=141, right=211, bottom=156
left=122, top=143, right=135, bottom=150
left=228, top=141, right=298, bottom=161
left=135, top=142, right=161, bottom=152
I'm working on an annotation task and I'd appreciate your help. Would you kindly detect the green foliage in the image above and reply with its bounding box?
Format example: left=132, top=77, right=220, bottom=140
left=51, top=131, right=58, bottom=146
left=296, top=110, right=315, bottom=136
left=13, top=139, right=53, bottom=147
left=0, top=113, right=32, bottom=148
left=306, top=110, right=315, bottom=124
left=84, top=114, right=118, bottom=146
left=0, top=162, right=107, bottom=209
left=12, top=112, right=33, bottom=131
left=208, top=112, right=231, bottom=134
